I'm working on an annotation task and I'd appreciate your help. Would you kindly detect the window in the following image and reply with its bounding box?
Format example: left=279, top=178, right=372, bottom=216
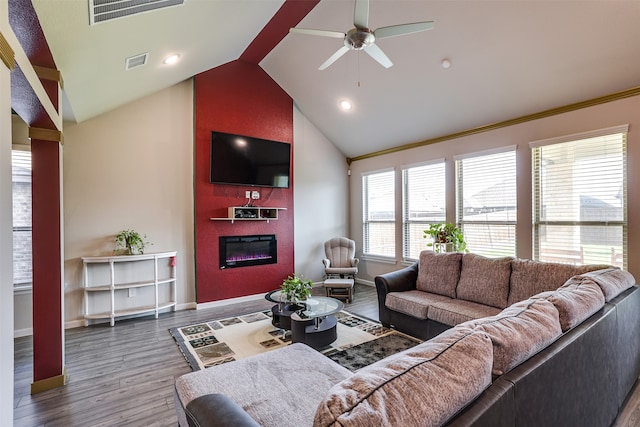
left=363, top=169, right=395, bottom=258
left=402, top=161, right=445, bottom=260
left=12, top=150, right=32, bottom=288
left=456, top=148, right=517, bottom=257
left=532, top=126, right=627, bottom=267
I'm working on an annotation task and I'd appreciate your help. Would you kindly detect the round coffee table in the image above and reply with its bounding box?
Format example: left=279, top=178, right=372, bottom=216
left=290, top=296, right=344, bottom=349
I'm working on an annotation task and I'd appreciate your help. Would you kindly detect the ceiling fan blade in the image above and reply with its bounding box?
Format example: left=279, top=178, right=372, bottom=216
left=374, top=21, right=434, bottom=39
left=289, top=28, right=346, bottom=39
left=318, top=46, right=351, bottom=70
left=364, top=43, right=392, bottom=68
left=353, top=0, right=369, bottom=29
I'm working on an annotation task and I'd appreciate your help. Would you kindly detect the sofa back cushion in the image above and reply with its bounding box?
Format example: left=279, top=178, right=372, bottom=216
left=461, top=298, right=562, bottom=376
left=455, top=254, right=513, bottom=309
left=508, top=259, right=610, bottom=306
left=576, top=268, right=636, bottom=302
left=314, top=327, right=493, bottom=427
left=534, top=277, right=606, bottom=331
left=416, top=251, right=463, bottom=298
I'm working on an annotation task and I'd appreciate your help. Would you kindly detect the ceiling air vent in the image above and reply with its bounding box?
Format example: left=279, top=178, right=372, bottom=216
left=89, top=0, right=185, bottom=25
left=125, top=52, right=149, bottom=70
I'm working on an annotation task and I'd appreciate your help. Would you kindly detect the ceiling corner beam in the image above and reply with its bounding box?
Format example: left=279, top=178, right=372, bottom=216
left=29, top=127, right=63, bottom=145
left=0, top=31, right=15, bottom=70
left=349, top=85, right=640, bottom=163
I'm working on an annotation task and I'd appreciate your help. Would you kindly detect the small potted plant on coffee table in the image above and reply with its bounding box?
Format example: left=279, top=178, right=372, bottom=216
left=280, top=273, right=313, bottom=310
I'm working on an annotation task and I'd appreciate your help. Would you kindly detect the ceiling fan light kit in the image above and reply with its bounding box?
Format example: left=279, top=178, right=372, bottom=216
left=290, top=0, right=433, bottom=70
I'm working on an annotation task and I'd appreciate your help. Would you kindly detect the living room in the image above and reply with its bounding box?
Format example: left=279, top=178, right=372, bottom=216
left=3, top=0, right=640, bottom=425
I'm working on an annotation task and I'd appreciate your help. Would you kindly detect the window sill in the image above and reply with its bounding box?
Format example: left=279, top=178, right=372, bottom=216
left=361, top=254, right=397, bottom=264
left=14, top=285, right=32, bottom=295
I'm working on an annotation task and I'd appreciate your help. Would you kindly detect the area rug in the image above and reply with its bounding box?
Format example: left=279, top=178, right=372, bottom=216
left=170, top=310, right=421, bottom=371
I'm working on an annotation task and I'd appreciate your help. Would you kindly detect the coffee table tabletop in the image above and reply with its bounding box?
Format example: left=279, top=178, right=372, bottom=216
left=297, top=296, right=344, bottom=319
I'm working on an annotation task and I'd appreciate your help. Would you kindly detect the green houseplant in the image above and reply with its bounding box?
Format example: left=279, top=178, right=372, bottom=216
left=280, top=273, right=313, bottom=306
left=114, top=229, right=150, bottom=255
left=423, top=223, right=468, bottom=253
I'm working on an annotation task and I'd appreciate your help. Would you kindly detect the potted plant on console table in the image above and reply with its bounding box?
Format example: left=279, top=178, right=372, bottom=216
left=280, top=273, right=313, bottom=310
left=114, top=229, right=151, bottom=255
left=423, top=223, right=468, bottom=253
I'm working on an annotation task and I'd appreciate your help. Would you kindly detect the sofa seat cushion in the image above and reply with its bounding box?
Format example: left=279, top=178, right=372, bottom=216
left=534, top=277, right=606, bottom=331
left=508, top=259, right=611, bottom=306
left=416, top=251, right=463, bottom=298
left=577, top=268, right=636, bottom=302
left=460, top=299, right=562, bottom=376
left=385, top=290, right=452, bottom=320
left=427, top=299, right=501, bottom=327
left=314, top=327, right=493, bottom=427
left=456, top=254, right=514, bottom=309
left=174, top=343, right=352, bottom=427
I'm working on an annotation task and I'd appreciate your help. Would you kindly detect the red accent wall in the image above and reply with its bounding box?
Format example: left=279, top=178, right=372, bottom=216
left=195, top=60, right=294, bottom=303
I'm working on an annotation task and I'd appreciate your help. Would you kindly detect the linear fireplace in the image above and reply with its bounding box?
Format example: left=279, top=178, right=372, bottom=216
left=219, top=234, right=277, bottom=269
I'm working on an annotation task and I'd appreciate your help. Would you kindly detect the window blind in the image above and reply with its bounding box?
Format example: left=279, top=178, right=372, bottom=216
left=402, top=161, right=445, bottom=260
left=532, top=131, right=626, bottom=267
left=456, top=149, right=517, bottom=257
left=363, top=169, right=395, bottom=258
left=12, top=150, right=33, bottom=287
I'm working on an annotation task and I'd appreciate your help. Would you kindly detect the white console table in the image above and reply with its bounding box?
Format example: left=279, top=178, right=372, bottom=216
left=82, top=251, right=177, bottom=326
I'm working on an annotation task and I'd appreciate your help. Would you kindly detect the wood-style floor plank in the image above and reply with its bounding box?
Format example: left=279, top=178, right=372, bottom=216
left=13, top=284, right=376, bottom=426
left=14, top=283, right=638, bottom=426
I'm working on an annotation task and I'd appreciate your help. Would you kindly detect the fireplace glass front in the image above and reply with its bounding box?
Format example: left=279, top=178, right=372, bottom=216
left=219, top=234, right=277, bottom=269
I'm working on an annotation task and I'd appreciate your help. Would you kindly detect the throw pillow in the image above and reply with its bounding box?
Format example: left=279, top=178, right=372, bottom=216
left=577, top=268, right=636, bottom=302
left=314, top=327, right=493, bottom=427
left=540, top=277, right=606, bottom=331
left=456, top=253, right=513, bottom=309
left=461, top=298, right=562, bottom=376
left=508, top=259, right=611, bottom=306
left=416, top=251, right=463, bottom=298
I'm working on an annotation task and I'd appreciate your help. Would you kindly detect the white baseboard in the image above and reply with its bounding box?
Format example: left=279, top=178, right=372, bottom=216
left=17, top=282, right=371, bottom=338
left=195, top=292, right=265, bottom=310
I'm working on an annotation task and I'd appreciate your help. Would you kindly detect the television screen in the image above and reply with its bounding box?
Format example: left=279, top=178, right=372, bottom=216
left=210, top=131, right=291, bottom=188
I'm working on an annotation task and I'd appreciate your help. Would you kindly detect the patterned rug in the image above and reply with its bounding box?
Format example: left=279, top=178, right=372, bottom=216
left=170, top=310, right=421, bottom=371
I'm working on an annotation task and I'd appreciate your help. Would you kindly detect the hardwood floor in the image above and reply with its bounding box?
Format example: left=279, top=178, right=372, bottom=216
left=13, top=283, right=640, bottom=426
left=13, top=284, right=378, bottom=427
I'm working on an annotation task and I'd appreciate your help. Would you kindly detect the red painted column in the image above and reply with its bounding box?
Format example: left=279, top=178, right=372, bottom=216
left=30, top=137, right=65, bottom=390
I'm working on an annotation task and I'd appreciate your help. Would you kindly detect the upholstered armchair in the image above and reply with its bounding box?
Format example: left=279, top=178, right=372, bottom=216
left=322, top=237, right=359, bottom=279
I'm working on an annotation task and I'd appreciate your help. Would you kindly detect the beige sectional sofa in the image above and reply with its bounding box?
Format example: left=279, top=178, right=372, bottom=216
left=376, top=251, right=612, bottom=340
left=174, top=252, right=640, bottom=427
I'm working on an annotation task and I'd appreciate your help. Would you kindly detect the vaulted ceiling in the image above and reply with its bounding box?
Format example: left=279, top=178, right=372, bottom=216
left=32, top=0, right=640, bottom=158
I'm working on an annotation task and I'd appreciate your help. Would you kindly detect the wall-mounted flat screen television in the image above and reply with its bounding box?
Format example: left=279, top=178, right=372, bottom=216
left=209, top=131, right=291, bottom=188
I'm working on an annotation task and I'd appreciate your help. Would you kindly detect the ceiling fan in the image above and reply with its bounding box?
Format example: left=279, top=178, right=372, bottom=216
left=289, top=0, right=434, bottom=70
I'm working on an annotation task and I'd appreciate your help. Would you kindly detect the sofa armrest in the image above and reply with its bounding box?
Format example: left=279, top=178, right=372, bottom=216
left=185, top=394, right=260, bottom=427
left=375, top=262, right=418, bottom=294
left=374, top=263, right=418, bottom=327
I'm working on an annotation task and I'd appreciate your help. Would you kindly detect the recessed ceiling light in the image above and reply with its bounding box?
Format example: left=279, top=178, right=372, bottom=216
left=441, top=59, right=452, bottom=69
left=163, top=54, right=180, bottom=65
left=339, top=100, right=353, bottom=111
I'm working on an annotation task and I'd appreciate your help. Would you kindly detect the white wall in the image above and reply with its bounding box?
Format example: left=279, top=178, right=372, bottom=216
left=350, top=95, right=640, bottom=282
left=62, top=80, right=195, bottom=326
left=293, top=105, right=349, bottom=282
left=1, top=27, right=15, bottom=422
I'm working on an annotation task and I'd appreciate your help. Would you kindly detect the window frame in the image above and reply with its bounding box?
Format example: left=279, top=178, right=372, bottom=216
left=455, top=146, right=517, bottom=257
left=401, top=159, right=446, bottom=261
left=530, top=125, right=628, bottom=268
left=362, top=168, right=396, bottom=261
